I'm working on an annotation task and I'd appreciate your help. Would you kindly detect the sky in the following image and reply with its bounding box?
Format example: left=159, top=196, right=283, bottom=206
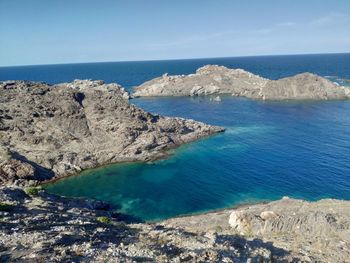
left=0, top=0, right=350, bottom=66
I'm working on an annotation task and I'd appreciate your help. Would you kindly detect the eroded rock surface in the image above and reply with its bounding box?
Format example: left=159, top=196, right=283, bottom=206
left=163, top=197, right=350, bottom=262
left=1, top=187, right=349, bottom=262
left=0, top=160, right=36, bottom=186
left=134, top=65, right=350, bottom=100
left=0, top=80, right=223, bottom=184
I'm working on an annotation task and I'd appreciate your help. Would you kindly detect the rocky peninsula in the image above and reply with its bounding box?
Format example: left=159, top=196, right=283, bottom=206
left=0, top=80, right=223, bottom=185
left=133, top=65, right=350, bottom=100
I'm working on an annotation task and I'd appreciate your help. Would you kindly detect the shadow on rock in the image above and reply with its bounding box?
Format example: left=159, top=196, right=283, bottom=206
left=12, top=152, right=54, bottom=181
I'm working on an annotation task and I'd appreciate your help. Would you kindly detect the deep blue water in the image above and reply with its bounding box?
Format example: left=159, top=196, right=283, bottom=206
left=2, top=54, right=350, bottom=221
left=1, top=53, right=350, bottom=89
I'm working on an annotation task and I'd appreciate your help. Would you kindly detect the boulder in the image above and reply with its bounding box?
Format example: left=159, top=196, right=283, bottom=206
left=0, top=160, right=36, bottom=185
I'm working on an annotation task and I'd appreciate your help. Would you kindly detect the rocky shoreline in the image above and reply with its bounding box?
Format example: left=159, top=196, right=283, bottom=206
left=133, top=65, right=350, bottom=100
left=1, top=186, right=349, bottom=262
left=1, top=78, right=350, bottom=262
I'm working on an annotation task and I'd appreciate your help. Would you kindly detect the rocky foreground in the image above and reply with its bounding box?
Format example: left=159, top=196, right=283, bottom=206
left=0, top=80, right=223, bottom=185
left=1, top=186, right=349, bottom=262
left=133, top=65, right=350, bottom=100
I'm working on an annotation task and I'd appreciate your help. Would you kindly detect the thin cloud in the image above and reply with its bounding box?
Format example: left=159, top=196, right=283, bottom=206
left=148, top=20, right=299, bottom=49
left=256, top=21, right=297, bottom=35
left=309, top=13, right=349, bottom=27
left=147, top=30, right=236, bottom=49
left=278, top=22, right=297, bottom=27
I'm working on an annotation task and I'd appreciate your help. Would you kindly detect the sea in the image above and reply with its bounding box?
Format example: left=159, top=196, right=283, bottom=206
left=1, top=53, right=350, bottom=221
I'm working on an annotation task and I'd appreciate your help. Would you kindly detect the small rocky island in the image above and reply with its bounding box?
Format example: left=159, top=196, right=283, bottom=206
left=1, top=79, right=350, bottom=262
left=134, top=65, right=350, bottom=100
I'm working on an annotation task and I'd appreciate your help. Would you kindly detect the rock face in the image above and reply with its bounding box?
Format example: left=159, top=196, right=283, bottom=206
left=0, top=160, right=36, bottom=185
left=163, top=197, right=350, bottom=262
left=0, top=80, right=223, bottom=184
left=133, top=65, right=350, bottom=100
left=1, top=187, right=349, bottom=262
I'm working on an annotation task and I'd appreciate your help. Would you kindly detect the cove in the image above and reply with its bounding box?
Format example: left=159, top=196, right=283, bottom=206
left=45, top=96, right=350, bottom=221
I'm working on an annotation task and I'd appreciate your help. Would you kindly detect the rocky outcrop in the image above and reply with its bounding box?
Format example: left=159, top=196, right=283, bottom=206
left=133, top=65, right=350, bottom=100
left=0, top=160, right=36, bottom=185
left=0, top=80, right=223, bottom=185
left=163, top=197, right=350, bottom=262
left=1, top=186, right=349, bottom=262
left=1, top=186, right=275, bottom=262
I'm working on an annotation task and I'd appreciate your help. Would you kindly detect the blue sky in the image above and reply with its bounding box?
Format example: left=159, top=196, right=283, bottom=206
left=0, top=0, right=349, bottom=66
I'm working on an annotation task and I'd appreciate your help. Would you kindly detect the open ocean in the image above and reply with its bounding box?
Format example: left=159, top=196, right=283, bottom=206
left=2, top=53, right=350, bottom=221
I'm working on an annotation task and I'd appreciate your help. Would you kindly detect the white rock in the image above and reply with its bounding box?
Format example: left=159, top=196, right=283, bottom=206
left=260, top=211, right=278, bottom=221
left=228, top=211, right=251, bottom=234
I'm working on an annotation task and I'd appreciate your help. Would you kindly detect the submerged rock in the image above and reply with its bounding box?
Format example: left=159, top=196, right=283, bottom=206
left=0, top=80, right=223, bottom=185
left=133, top=65, right=350, bottom=100
left=211, top=95, right=222, bottom=102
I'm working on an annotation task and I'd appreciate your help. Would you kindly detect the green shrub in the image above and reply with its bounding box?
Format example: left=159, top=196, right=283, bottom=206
left=215, top=225, right=223, bottom=232
left=25, top=187, right=41, bottom=196
left=0, top=202, right=14, bottom=212
left=97, top=216, right=111, bottom=224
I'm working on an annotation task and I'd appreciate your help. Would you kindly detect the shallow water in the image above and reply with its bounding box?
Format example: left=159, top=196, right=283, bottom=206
left=2, top=53, right=350, bottom=221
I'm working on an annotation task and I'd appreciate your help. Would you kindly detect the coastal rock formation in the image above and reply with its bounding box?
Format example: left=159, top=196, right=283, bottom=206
left=0, top=160, right=36, bottom=185
left=133, top=65, right=350, bottom=100
left=1, top=186, right=349, bottom=262
left=162, top=197, right=350, bottom=262
left=0, top=80, right=223, bottom=184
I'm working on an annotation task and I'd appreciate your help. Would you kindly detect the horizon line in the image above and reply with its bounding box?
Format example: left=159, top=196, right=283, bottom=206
left=1, top=51, right=349, bottom=68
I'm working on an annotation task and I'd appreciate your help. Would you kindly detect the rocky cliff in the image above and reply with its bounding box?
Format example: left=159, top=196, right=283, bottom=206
left=0, top=80, right=223, bottom=185
left=133, top=65, right=350, bottom=100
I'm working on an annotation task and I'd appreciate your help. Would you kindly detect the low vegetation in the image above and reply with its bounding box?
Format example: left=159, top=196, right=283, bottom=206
left=25, top=187, right=42, bottom=196
left=97, top=216, right=111, bottom=224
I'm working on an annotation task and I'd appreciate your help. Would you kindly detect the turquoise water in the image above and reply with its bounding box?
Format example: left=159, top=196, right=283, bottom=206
left=2, top=54, right=350, bottom=221
left=45, top=96, right=350, bottom=221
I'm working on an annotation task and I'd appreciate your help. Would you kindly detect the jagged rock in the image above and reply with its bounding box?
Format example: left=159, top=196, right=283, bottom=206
left=133, top=65, right=350, bottom=100
left=0, top=80, right=223, bottom=185
left=0, top=160, right=36, bottom=185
